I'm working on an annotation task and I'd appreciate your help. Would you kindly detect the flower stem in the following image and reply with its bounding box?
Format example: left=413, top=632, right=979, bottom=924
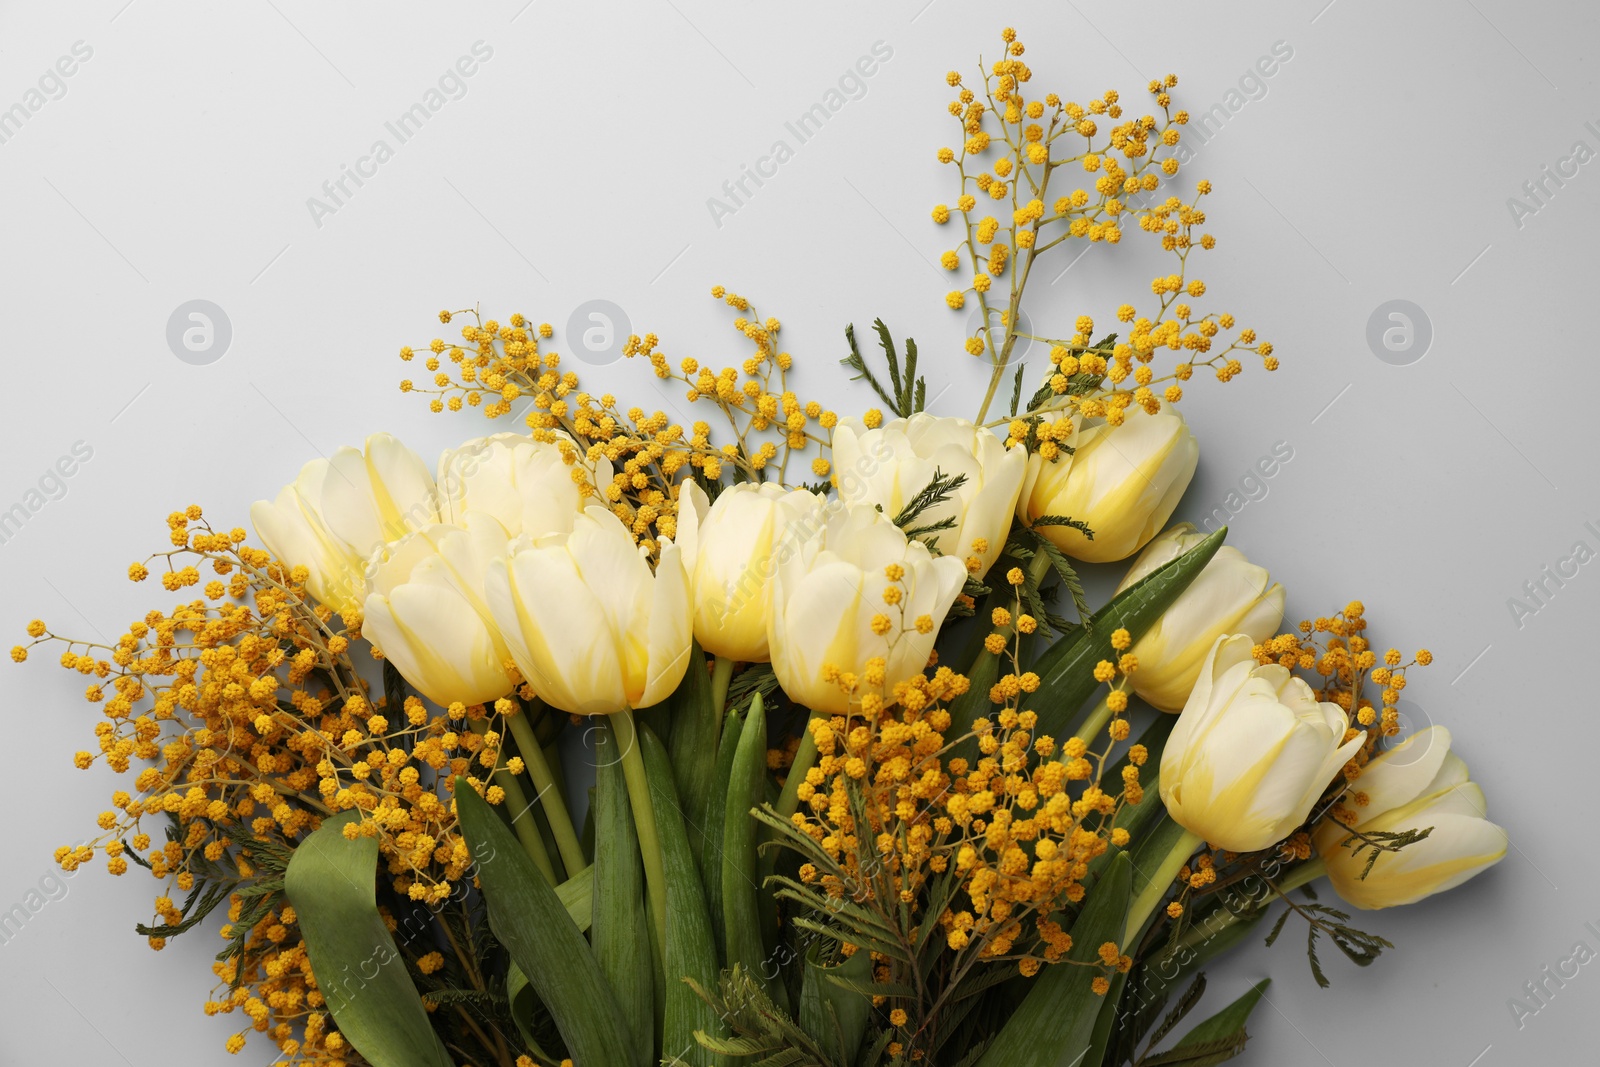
left=609, top=710, right=668, bottom=953
left=776, top=712, right=822, bottom=819
left=710, top=655, right=735, bottom=724
left=495, top=762, right=559, bottom=884
left=1125, top=827, right=1204, bottom=942
left=508, top=709, right=588, bottom=877
left=469, top=716, right=558, bottom=883
left=1069, top=693, right=1114, bottom=751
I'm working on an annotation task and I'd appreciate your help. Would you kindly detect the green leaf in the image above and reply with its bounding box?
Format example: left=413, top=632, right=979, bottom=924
left=724, top=694, right=774, bottom=997
left=639, top=726, right=731, bottom=1066
left=799, top=944, right=873, bottom=1066
left=703, top=704, right=746, bottom=962
left=974, top=851, right=1133, bottom=1067
left=668, top=643, right=721, bottom=871
left=454, top=780, right=641, bottom=1067
left=1141, top=979, right=1269, bottom=1066
left=1022, top=527, right=1227, bottom=742
left=283, top=811, right=452, bottom=1067
left=594, top=720, right=654, bottom=1066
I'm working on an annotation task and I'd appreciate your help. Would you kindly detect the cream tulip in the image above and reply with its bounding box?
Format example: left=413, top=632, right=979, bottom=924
left=768, top=504, right=967, bottom=715
left=1114, top=524, right=1285, bottom=712
left=1161, top=634, right=1365, bottom=853
left=436, top=431, right=612, bottom=538
left=831, top=413, right=1027, bottom=577
left=681, top=481, right=825, bottom=662
left=484, top=505, right=693, bottom=717
left=1018, top=407, right=1199, bottom=563
left=1313, top=726, right=1508, bottom=909
left=361, top=513, right=516, bottom=707
left=250, top=433, right=439, bottom=617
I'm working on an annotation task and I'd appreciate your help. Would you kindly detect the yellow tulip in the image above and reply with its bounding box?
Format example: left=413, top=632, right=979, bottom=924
left=250, top=433, right=438, bottom=617
left=436, top=431, right=611, bottom=538
left=830, top=413, right=1027, bottom=577
left=1314, top=726, right=1508, bottom=909
left=362, top=513, right=516, bottom=707
left=768, top=504, right=967, bottom=715
left=1161, top=634, right=1364, bottom=853
left=1018, top=407, right=1198, bottom=563
left=485, top=505, right=693, bottom=716
left=1114, top=524, right=1285, bottom=712
left=680, top=481, right=825, bottom=663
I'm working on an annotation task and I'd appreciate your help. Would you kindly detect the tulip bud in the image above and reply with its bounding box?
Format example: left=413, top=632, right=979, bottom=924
left=485, top=506, right=693, bottom=717
left=768, top=504, right=968, bottom=715
left=362, top=514, right=517, bottom=707
left=1161, top=634, right=1365, bottom=853
left=1114, top=524, right=1285, bottom=712
left=1313, top=726, right=1507, bottom=909
left=681, top=482, right=825, bottom=663
left=436, top=431, right=612, bottom=538
left=831, top=413, right=1027, bottom=577
left=250, top=433, right=439, bottom=617
left=1018, top=407, right=1199, bottom=563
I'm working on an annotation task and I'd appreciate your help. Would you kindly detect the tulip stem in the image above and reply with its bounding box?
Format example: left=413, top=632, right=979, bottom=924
left=508, top=709, right=588, bottom=877
left=1125, top=827, right=1204, bottom=943
left=609, top=710, right=668, bottom=955
left=776, top=712, right=822, bottom=819
left=468, top=716, right=559, bottom=882
left=1068, top=693, right=1115, bottom=752
left=710, top=655, right=735, bottom=724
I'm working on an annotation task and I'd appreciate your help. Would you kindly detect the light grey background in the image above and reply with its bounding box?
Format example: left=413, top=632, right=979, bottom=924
left=0, top=1, right=1593, bottom=1064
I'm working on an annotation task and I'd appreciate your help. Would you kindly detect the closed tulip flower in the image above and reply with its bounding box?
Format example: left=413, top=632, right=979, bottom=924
left=250, top=433, right=439, bottom=617
left=485, top=505, right=694, bottom=717
left=362, top=514, right=516, bottom=707
left=831, top=413, right=1027, bottom=577
left=436, top=431, right=611, bottom=538
left=1161, top=634, right=1365, bottom=853
left=681, top=481, right=825, bottom=663
left=1114, top=524, right=1285, bottom=712
left=1313, top=726, right=1508, bottom=909
left=1018, top=407, right=1199, bottom=563
left=768, top=504, right=967, bottom=715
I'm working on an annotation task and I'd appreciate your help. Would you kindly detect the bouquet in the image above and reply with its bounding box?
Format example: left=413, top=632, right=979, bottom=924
left=17, top=28, right=1507, bottom=1067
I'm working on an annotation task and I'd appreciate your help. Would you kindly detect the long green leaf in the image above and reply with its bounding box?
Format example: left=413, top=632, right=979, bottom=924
left=594, top=719, right=655, bottom=1066
left=703, top=704, right=746, bottom=962
left=454, top=780, right=639, bottom=1067
left=668, top=643, right=721, bottom=868
left=724, top=693, right=772, bottom=997
left=974, top=851, right=1133, bottom=1067
left=1022, top=527, right=1227, bottom=741
left=284, top=811, right=453, bottom=1067
left=798, top=944, right=872, bottom=1066
left=639, top=725, right=730, bottom=1066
